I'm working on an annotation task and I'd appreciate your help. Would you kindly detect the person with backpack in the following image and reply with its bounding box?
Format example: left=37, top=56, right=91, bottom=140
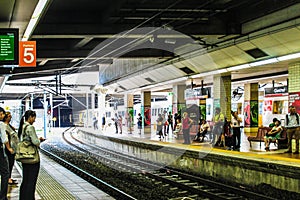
left=0, top=107, right=9, bottom=200
left=18, top=110, right=46, bottom=200
left=3, top=112, right=19, bottom=185
left=285, top=105, right=300, bottom=154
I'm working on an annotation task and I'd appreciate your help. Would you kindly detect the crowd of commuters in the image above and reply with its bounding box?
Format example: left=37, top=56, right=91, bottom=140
left=149, top=104, right=300, bottom=153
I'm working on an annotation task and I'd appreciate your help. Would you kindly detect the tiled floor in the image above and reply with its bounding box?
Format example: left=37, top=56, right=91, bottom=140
left=8, top=153, right=114, bottom=200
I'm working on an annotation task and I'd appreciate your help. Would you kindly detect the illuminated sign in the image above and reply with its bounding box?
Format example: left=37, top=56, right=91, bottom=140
left=0, top=29, right=19, bottom=65
left=19, top=41, right=36, bottom=67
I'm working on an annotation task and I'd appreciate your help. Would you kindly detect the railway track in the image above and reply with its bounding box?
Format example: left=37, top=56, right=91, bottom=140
left=43, top=127, right=278, bottom=200
left=41, top=127, right=137, bottom=200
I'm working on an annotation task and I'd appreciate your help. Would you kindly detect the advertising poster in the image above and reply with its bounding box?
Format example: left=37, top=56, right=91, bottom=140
left=264, top=100, right=273, bottom=113
left=244, top=101, right=250, bottom=127
left=250, top=100, right=258, bottom=127
left=144, top=106, right=151, bottom=126
left=289, top=92, right=300, bottom=114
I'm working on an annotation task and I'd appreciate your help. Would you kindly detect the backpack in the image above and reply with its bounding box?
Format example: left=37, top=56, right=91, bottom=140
left=6, top=124, right=19, bottom=152
left=286, top=113, right=299, bottom=126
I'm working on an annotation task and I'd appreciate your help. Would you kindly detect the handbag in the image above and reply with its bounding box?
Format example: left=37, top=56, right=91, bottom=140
left=15, top=125, right=40, bottom=164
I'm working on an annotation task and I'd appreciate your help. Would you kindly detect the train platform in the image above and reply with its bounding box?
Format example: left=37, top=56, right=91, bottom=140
left=87, top=124, right=300, bottom=161
left=8, top=151, right=114, bottom=200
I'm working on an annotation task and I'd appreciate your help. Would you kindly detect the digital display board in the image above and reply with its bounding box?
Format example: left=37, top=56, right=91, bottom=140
left=0, top=28, right=19, bottom=65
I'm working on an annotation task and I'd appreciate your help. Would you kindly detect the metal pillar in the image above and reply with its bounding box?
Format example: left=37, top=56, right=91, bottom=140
left=43, top=91, right=47, bottom=138
left=86, top=93, right=89, bottom=128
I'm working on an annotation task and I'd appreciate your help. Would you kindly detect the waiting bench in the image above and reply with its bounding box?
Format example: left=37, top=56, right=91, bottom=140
left=247, top=127, right=288, bottom=149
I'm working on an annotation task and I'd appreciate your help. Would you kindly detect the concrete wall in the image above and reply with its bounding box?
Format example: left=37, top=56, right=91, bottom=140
left=78, top=129, right=300, bottom=193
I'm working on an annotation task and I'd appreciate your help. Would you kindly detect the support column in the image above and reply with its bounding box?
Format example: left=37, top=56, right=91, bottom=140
left=86, top=93, right=89, bottom=128
left=244, top=83, right=259, bottom=135
left=172, top=84, right=186, bottom=115
left=141, top=91, right=151, bottom=134
left=97, top=91, right=106, bottom=130
left=213, top=75, right=231, bottom=119
left=124, top=94, right=134, bottom=133
left=43, top=91, right=48, bottom=138
left=288, top=62, right=300, bottom=93
left=49, top=93, right=53, bottom=129
left=25, top=97, right=30, bottom=111
left=288, top=62, right=300, bottom=119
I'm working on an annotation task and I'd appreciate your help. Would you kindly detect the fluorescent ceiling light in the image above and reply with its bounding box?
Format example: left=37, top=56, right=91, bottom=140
left=277, top=52, right=300, bottom=61
left=227, top=64, right=250, bottom=72
left=22, top=0, right=49, bottom=41
left=249, top=58, right=279, bottom=67
left=39, top=59, right=48, bottom=66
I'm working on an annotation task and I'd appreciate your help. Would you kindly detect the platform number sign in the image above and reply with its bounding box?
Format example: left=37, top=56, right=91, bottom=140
left=19, top=41, right=36, bottom=67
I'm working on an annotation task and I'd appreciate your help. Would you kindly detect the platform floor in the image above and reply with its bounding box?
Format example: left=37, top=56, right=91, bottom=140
left=8, top=153, right=114, bottom=200
left=81, top=124, right=300, bottom=167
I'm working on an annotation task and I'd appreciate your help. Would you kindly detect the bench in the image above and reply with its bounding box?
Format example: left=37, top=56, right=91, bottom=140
left=275, top=128, right=288, bottom=149
left=247, top=127, right=271, bottom=148
left=247, top=127, right=288, bottom=149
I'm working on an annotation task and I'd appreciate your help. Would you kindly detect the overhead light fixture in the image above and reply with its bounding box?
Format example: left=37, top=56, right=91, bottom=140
left=249, top=58, right=278, bottom=67
left=22, top=0, right=49, bottom=41
left=277, top=52, right=300, bottom=61
left=227, top=64, right=250, bottom=72
left=39, top=59, right=48, bottom=66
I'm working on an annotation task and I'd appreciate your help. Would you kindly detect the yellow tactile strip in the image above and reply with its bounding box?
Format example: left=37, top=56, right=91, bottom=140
left=36, top=167, right=76, bottom=200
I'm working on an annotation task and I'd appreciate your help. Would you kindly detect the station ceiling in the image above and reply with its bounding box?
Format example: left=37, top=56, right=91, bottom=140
left=0, top=0, right=300, bottom=99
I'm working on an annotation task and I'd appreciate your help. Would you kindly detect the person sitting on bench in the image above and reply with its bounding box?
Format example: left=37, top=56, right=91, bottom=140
left=194, top=119, right=210, bottom=142
left=264, top=119, right=283, bottom=151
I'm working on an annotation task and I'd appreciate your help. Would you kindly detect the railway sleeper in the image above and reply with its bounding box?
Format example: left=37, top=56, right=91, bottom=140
left=184, top=182, right=198, bottom=186
left=177, top=191, right=188, bottom=194
left=176, top=179, right=190, bottom=183
left=169, top=194, right=199, bottom=200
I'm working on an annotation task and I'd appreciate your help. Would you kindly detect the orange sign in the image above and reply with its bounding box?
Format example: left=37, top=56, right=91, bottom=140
left=19, top=41, right=36, bottom=67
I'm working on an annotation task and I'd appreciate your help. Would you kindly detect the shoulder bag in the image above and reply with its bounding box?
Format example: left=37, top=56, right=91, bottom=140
left=15, top=125, right=40, bottom=164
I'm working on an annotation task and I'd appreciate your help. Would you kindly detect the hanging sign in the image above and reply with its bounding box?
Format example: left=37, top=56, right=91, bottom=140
left=19, top=41, right=36, bottom=67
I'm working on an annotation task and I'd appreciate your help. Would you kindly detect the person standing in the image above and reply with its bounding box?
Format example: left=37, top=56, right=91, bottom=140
left=137, top=113, right=142, bottom=134
left=118, top=115, right=123, bottom=134
left=93, top=116, right=98, bottom=130
left=167, top=112, right=173, bottom=134
left=162, top=111, right=167, bottom=136
left=182, top=112, right=193, bottom=144
left=114, top=113, right=119, bottom=134
left=285, top=105, right=300, bottom=154
left=18, top=110, right=46, bottom=200
left=156, top=114, right=163, bottom=140
left=211, top=107, right=225, bottom=145
left=3, top=112, right=18, bottom=185
left=101, top=114, right=106, bottom=131
left=231, top=111, right=242, bottom=149
left=0, top=107, right=9, bottom=200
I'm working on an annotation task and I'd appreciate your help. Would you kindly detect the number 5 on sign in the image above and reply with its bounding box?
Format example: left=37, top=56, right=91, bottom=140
left=19, top=41, right=36, bottom=67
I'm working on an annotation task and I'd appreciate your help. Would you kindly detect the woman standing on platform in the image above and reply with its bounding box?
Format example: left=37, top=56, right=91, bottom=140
left=3, top=112, right=19, bottom=185
left=156, top=114, right=163, bottom=140
left=18, top=110, right=45, bottom=200
left=231, top=111, right=242, bottom=149
left=182, top=112, right=193, bottom=144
